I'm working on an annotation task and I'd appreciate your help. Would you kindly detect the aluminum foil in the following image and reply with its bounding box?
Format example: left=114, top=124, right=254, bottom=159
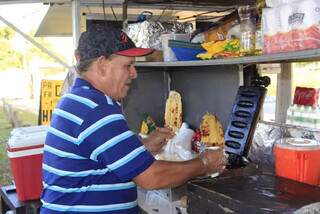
left=125, top=20, right=193, bottom=50
left=248, top=121, right=320, bottom=166
left=294, top=202, right=320, bottom=214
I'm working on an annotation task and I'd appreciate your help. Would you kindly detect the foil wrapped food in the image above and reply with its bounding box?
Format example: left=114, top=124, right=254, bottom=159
left=125, top=20, right=193, bottom=50
left=248, top=121, right=320, bottom=166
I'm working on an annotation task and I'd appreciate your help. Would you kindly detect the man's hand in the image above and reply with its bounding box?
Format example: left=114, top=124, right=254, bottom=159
left=199, top=148, right=227, bottom=176
left=142, top=127, right=175, bottom=154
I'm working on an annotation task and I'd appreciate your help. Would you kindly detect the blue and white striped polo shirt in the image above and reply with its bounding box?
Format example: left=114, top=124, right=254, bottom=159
left=41, top=78, right=155, bottom=213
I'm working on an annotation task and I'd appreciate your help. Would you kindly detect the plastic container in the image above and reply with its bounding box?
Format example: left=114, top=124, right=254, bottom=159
left=238, top=5, right=257, bottom=56
left=7, top=126, right=47, bottom=201
left=160, top=34, right=190, bottom=62
left=255, top=20, right=263, bottom=55
left=263, top=0, right=320, bottom=54
left=262, top=8, right=282, bottom=54
left=293, top=87, right=319, bottom=107
left=168, top=40, right=205, bottom=61
left=274, top=138, right=320, bottom=186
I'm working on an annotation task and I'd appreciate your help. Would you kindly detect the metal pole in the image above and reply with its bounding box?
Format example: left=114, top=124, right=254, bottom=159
left=122, top=0, right=128, bottom=29
left=275, top=63, right=292, bottom=123
left=0, top=15, right=70, bottom=69
left=72, top=0, right=81, bottom=51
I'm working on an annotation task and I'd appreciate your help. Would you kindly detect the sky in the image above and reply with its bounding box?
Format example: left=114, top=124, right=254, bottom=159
left=0, top=3, right=46, bottom=31
left=0, top=3, right=74, bottom=64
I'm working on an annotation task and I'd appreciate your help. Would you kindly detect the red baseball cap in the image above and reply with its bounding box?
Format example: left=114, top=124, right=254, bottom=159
left=77, top=25, right=153, bottom=61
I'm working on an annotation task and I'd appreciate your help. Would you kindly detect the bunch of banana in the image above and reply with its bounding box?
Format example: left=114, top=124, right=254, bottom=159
left=200, top=112, right=225, bottom=148
left=197, top=39, right=240, bottom=60
left=197, top=40, right=228, bottom=60
left=140, top=114, right=157, bottom=135
left=165, top=91, right=182, bottom=132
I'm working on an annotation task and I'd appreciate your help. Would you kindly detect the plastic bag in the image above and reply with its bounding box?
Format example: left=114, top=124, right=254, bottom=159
left=266, top=0, right=299, bottom=7
left=263, top=0, right=320, bottom=54
left=156, top=123, right=195, bottom=161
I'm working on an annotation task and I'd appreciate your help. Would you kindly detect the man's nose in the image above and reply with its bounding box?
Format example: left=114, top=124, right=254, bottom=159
left=130, top=66, right=138, bottom=79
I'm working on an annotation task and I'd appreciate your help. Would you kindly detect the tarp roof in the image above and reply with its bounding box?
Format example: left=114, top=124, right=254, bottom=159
left=34, top=1, right=238, bottom=36
left=1, top=0, right=252, bottom=37
left=35, top=3, right=72, bottom=37
left=0, top=0, right=254, bottom=7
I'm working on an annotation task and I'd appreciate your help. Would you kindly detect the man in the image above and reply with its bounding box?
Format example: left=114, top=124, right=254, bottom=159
left=41, top=25, right=226, bottom=213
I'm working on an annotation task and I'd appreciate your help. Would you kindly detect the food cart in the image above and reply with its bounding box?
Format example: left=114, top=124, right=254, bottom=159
left=0, top=0, right=320, bottom=213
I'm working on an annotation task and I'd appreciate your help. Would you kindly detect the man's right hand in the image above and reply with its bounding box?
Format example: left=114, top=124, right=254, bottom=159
left=141, top=127, right=174, bottom=154
left=199, top=148, right=227, bottom=176
left=134, top=146, right=227, bottom=189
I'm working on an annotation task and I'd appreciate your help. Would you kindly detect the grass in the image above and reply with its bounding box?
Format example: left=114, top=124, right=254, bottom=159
left=16, top=109, right=38, bottom=126
left=0, top=106, right=13, bottom=186
left=0, top=105, right=38, bottom=186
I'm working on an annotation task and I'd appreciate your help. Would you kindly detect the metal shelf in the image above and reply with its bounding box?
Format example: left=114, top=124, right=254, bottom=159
left=127, top=0, right=250, bottom=11
left=135, top=49, right=320, bottom=67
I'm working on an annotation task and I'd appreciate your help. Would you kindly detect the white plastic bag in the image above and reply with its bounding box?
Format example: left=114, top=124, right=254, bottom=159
left=263, top=0, right=320, bottom=54
left=266, top=0, right=299, bottom=7
left=156, top=123, right=195, bottom=161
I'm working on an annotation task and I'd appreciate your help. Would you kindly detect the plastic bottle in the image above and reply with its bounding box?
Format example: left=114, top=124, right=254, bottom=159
left=255, top=19, right=263, bottom=55
left=238, top=5, right=256, bottom=56
left=299, top=105, right=306, bottom=127
left=286, top=104, right=293, bottom=125
left=315, top=107, right=320, bottom=129
left=304, top=106, right=313, bottom=128
left=292, top=104, right=299, bottom=125
left=313, top=106, right=319, bottom=129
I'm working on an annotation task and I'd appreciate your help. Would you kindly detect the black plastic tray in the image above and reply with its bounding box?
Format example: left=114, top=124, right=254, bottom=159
left=224, top=86, right=267, bottom=158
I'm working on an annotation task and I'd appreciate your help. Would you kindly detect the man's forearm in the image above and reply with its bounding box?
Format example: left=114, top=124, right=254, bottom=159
left=134, top=159, right=206, bottom=189
left=154, top=159, right=206, bottom=188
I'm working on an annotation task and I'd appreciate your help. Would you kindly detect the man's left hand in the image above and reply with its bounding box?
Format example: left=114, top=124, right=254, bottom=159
left=142, top=127, right=175, bottom=154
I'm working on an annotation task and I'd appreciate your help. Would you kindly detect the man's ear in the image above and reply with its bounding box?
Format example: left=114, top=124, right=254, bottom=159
left=96, top=56, right=108, bottom=76
left=74, top=51, right=80, bottom=63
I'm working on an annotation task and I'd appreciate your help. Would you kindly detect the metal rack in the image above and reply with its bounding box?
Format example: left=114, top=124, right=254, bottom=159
left=136, top=48, right=320, bottom=67
left=125, top=49, right=320, bottom=134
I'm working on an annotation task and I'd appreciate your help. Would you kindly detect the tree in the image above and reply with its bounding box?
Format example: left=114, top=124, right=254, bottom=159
left=25, top=30, right=66, bottom=65
left=0, top=27, right=67, bottom=71
left=0, top=26, right=23, bottom=71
